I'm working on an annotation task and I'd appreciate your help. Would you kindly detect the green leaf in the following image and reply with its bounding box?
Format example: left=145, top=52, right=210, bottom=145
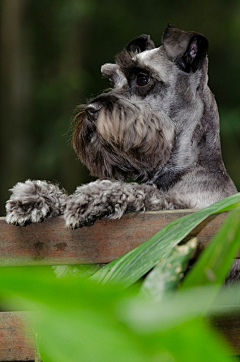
left=34, top=304, right=145, bottom=362
left=117, top=284, right=240, bottom=334
left=0, top=266, right=239, bottom=362
left=181, top=207, right=240, bottom=289
left=92, top=193, right=240, bottom=287
left=141, top=238, right=197, bottom=300
left=133, top=318, right=235, bottom=362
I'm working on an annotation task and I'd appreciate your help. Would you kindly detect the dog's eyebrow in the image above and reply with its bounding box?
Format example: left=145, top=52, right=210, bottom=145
left=115, top=49, right=163, bottom=82
left=101, top=63, right=119, bottom=78
left=101, top=63, right=128, bottom=87
left=115, top=49, right=140, bottom=75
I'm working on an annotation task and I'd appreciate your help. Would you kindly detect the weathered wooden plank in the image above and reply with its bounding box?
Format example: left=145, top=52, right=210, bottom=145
left=0, top=312, right=34, bottom=361
left=0, top=210, right=233, bottom=265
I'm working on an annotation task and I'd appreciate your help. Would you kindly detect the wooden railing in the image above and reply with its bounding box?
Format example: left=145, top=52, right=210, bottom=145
left=0, top=210, right=239, bottom=360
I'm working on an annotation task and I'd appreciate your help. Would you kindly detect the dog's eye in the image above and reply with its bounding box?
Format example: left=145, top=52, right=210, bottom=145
left=136, top=73, right=150, bottom=86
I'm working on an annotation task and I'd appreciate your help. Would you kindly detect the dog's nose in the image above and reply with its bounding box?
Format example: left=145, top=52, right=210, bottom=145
left=86, top=103, right=102, bottom=121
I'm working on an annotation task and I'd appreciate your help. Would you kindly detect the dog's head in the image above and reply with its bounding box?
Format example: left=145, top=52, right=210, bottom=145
left=73, top=25, right=208, bottom=182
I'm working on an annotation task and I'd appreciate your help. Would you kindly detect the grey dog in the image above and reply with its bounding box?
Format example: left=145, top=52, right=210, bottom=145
left=6, top=25, right=237, bottom=230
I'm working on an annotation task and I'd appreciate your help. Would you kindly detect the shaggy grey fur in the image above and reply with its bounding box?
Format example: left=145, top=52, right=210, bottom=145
left=6, top=180, right=67, bottom=226
left=64, top=180, right=189, bottom=228
left=6, top=25, right=237, bottom=229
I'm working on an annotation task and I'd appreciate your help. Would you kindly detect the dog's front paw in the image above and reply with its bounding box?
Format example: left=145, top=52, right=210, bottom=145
left=64, top=179, right=137, bottom=229
left=64, top=181, right=112, bottom=228
left=6, top=180, right=67, bottom=226
left=64, top=179, right=149, bottom=229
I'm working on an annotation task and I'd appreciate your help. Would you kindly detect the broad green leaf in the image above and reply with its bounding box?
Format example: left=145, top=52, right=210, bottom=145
left=132, top=318, right=235, bottom=362
left=182, top=207, right=240, bottom=289
left=1, top=267, right=240, bottom=332
left=92, top=193, right=240, bottom=287
left=0, top=266, right=125, bottom=311
left=21, top=291, right=237, bottom=362
left=34, top=303, right=145, bottom=362
left=117, top=285, right=240, bottom=334
left=141, top=238, right=197, bottom=300
left=0, top=266, right=239, bottom=362
left=152, top=319, right=235, bottom=362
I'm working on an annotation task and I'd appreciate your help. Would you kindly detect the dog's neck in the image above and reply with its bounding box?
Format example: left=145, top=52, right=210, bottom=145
left=151, top=84, right=223, bottom=191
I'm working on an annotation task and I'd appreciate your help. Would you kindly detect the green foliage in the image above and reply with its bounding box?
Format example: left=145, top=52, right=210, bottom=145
left=182, top=207, right=240, bottom=289
left=141, top=238, right=198, bottom=301
left=0, top=193, right=240, bottom=361
left=92, top=192, right=240, bottom=287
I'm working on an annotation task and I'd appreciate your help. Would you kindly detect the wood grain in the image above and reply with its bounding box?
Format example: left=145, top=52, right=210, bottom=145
left=0, top=312, right=34, bottom=361
left=0, top=210, right=233, bottom=266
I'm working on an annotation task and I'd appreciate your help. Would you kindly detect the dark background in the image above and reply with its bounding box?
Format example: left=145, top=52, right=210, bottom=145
left=1, top=0, right=240, bottom=215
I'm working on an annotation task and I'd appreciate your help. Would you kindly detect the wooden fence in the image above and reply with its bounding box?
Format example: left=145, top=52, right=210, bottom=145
left=0, top=210, right=239, bottom=360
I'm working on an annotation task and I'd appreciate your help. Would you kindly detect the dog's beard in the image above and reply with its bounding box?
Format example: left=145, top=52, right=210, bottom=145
left=73, top=100, right=174, bottom=181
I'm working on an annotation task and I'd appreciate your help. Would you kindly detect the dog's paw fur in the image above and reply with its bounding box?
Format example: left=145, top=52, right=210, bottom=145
left=64, top=179, right=190, bottom=228
left=6, top=180, right=67, bottom=226
left=64, top=179, right=145, bottom=228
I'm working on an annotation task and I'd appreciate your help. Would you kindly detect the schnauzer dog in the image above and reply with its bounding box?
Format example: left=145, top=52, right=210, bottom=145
left=6, top=25, right=237, bottom=229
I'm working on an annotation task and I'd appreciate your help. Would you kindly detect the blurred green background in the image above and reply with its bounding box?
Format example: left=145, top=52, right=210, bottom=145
left=1, top=0, right=240, bottom=215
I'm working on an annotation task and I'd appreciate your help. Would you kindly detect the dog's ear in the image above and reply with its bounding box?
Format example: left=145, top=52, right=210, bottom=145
left=126, top=34, right=155, bottom=53
left=162, top=24, right=208, bottom=73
